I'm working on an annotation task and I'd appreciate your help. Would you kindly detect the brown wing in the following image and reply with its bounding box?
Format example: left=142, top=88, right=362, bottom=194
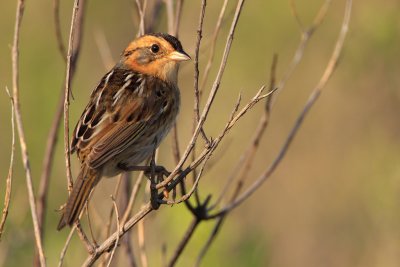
left=71, top=67, right=168, bottom=168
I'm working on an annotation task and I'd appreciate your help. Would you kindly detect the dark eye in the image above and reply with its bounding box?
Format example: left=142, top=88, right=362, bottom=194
left=151, top=44, right=160, bottom=53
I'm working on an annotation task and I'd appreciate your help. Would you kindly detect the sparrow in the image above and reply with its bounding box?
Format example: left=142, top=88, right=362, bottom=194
left=57, top=33, right=190, bottom=230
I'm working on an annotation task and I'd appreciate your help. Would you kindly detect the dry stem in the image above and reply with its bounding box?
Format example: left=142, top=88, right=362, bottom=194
left=11, top=0, right=47, bottom=265
left=0, top=88, right=16, bottom=239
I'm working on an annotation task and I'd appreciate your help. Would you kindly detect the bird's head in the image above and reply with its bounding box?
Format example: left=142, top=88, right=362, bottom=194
left=121, top=33, right=190, bottom=84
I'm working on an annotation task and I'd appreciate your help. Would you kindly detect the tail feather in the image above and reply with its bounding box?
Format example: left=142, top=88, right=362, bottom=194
left=57, top=165, right=100, bottom=230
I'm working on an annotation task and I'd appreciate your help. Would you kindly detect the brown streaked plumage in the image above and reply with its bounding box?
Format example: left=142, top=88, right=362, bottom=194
left=57, top=33, right=190, bottom=230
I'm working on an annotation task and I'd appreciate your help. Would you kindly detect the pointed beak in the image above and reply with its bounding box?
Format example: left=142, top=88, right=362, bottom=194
left=168, top=50, right=191, bottom=61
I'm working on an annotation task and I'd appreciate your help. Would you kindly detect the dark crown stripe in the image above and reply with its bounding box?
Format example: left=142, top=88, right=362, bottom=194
left=148, top=33, right=184, bottom=53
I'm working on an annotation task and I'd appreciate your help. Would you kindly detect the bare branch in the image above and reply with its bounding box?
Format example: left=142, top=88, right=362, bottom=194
left=11, top=0, right=47, bottom=265
left=106, top=196, right=121, bottom=267
left=104, top=175, right=123, bottom=239
left=0, top=88, right=15, bottom=240
left=158, top=0, right=247, bottom=189
left=94, top=30, right=115, bottom=70
left=53, top=0, right=67, bottom=60
left=194, top=216, right=225, bottom=267
left=210, top=55, right=278, bottom=210
left=209, top=0, right=352, bottom=218
left=193, top=0, right=210, bottom=144
left=58, top=225, right=77, bottom=267
left=37, top=3, right=85, bottom=259
left=167, top=218, right=199, bottom=267
left=82, top=203, right=153, bottom=266
left=138, top=218, right=148, bottom=267
left=165, top=0, right=174, bottom=34
left=171, top=123, right=181, bottom=165
left=275, top=0, right=331, bottom=97
left=135, top=0, right=147, bottom=36
left=120, top=175, right=139, bottom=267
left=121, top=172, right=145, bottom=225
left=199, top=0, right=229, bottom=93
left=63, top=0, right=80, bottom=192
left=173, top=0, right=184, bottom=36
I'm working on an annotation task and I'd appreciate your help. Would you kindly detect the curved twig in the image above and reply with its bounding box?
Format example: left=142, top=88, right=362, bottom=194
left=158, top=0, right=247, bottom=189
left=11, top=0, right=47, bottom=265
left=208, top=0, right=352, bottom=219
left=0, top=88, right=16, bottom=240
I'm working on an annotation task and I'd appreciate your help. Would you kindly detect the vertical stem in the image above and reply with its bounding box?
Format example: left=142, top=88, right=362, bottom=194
left=11, top=0, right=47, bottom=265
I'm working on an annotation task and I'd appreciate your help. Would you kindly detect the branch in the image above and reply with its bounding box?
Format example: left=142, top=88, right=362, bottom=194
left=164, top=0, right=174, bottom=34
left=158, top=0, right=247, bottom=189
left=199, top=0, right=229, bottom=93
left=167, top=218, right=199, bottom=267
left=0, top=88, right=16, bottom=240
left=82, top=203, right=153, bottom=266
left=58, top=225, right=76, bottom=267
left=106, top=197, right=121, bottom=267
left=11, top=0, right=47, bottom=265
left=53, top=0, right=66, bottom=60
left=210, top=54, right=278, bottom=210
left=137, top=218, right=148, bottom=267
left=37, top=0, right=85, bottom=251
left=173, top=0, right=184, bottom=36
left=135, top=0, right=147, bottom=36
left=275, top=0, right=331, bottom=98
left=64, top=0, right=82, bottom=192
left=209, top=0, right=352, bottom=219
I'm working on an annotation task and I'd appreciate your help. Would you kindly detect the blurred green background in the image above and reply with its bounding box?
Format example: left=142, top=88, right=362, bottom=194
left=1, top=0, right=400, bottom=266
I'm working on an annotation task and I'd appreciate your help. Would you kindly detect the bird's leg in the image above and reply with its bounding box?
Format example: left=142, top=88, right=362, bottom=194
left=117, top=164, right=170, bottom=178
left=149, top=152, right=164, bottom=209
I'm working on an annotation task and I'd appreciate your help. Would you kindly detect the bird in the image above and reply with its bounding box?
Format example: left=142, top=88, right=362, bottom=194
left=57, top=33, right=190, bottom=230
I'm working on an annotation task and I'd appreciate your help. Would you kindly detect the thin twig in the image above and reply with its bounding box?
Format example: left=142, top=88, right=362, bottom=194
left=199, top=0, right=229, bottom=93
left=105, top=175, right=123, bottom=239
left=210, top=55, right=278, bottom=210
left=275, top=0, right=331, bottom=97
left=82, top=203, right=153, bottom=266
left=37, top=1, right=85, bottom=257
left=167, top=218, right=199, bottom=267
left=76, top=223, right=96, bottom=253
left=85, top=204, right=98, bottom=247
left=121, top=176, right=138, bottom=267
left=208, top=0, right=352, bottom=219
left=101, top=175, right=123, bottom=267
left=11, top=0, right=46, bottom=265
left=171, top=123, right=181, bottom=165
left=190, top=0, right=208, bottom=206
left=195, top=167, right=244, bottom=266
left=53, top=0, right=67, bottom=60
left=58, top=225, right=77, bottom=267
left=106, top=196, right=121, bottom=267
left=94, top=30, right=115, bottom=70
left=60, top=0, right=94, bottom=255
left=158, top=0, right=247, bottom=190
left=194, top=216, right=225, bottom=267
left=172, top=0, right=184, bottom=36
left=209, top=0, right=331, bottom=212
left=165, top=0, right=174, bottom=34
left=138, top=218, right=148, bottom=267
left=0, top=88, right=16, bottom=240
left=123, top=234, right=138, bottom=267
left=121, top=171, right=145, bottom=225
left=163, top=152, right=210, bottom=205
left=193, top=0, right=209, bottom=144
left=135, top=0, right=146, bottom=36
left=64, top=0, right=80, bottom=192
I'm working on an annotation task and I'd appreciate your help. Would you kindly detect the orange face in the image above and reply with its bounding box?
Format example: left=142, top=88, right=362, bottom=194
left=122, top=35, right=190, bottom=83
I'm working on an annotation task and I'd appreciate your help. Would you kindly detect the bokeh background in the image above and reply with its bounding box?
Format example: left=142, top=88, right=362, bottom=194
left=1, top=0, right=400, bottom=266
